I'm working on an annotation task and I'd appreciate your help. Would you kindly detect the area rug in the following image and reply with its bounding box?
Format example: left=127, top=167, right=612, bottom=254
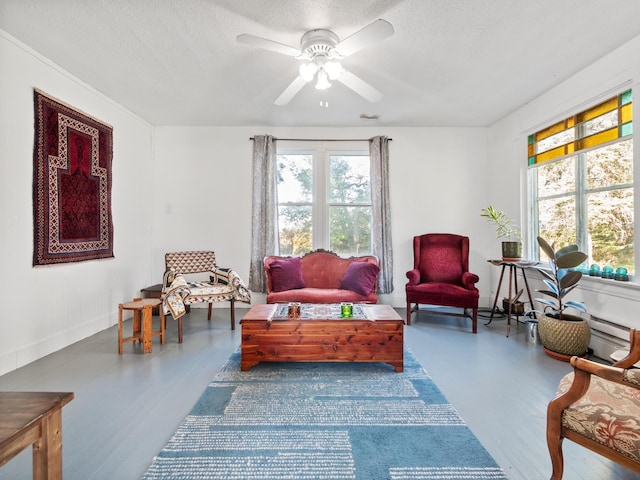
left=33, top=89, right=113, bottom=266
left=142, top=349, right=507, bottom=480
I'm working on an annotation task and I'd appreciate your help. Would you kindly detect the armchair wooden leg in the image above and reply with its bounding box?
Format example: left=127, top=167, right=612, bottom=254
left=406, top=301, right=413, bottom=325
left=472, top=308, right=478, bottom=334
left=548, top=438, right=564, bottom=480
left=230, top=299, right=235, bottom=330
left=177, top=317, right=183, bottom=344
left=207, top=303, right=212, bottom=321
left=547, top=403, right=565, bottom=480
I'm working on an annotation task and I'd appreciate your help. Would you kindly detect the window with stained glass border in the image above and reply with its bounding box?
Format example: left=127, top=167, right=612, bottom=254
left=527, top=89, right=634, bottom=275
left=528, top=89, right=632, bottom=165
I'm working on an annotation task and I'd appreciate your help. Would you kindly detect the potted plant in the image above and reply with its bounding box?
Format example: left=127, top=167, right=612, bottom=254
left=480, top=205, right=523, bottom=260
left=533, top=236, right=591, bottom=358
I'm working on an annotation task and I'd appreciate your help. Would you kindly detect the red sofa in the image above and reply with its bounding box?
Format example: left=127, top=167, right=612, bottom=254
left=264, top=249, right=379, bottom=304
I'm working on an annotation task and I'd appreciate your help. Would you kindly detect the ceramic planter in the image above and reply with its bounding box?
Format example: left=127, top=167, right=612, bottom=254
left=501, top=241, right=522, bottom=261
left=538, top=313, right=591, bottom=357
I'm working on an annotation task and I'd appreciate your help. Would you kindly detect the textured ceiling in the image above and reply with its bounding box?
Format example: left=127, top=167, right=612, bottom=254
left=2, top=0, right=640, bottom=127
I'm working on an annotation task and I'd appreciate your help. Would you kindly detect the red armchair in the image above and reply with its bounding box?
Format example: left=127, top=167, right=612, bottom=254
left=405, top=233, right=479, bottom=333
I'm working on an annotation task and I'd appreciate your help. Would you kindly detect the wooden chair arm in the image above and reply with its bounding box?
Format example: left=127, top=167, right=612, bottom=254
left=612, top=328, right=640, bottom=368
left=571, top=357, right=626, bottom=384
left=548, top=366, right=592, bottom=415
left=549, top=357, right=630, bottom=416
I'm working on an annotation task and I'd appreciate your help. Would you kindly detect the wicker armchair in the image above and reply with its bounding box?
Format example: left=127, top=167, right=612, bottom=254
left=547, top=329, right=640, bottom=479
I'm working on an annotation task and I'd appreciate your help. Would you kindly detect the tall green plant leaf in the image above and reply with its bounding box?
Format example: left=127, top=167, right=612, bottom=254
left=535, top=236, right=588, bottom=316
left=537, top=236, right=555, bottom=260
left=559, top=270, right=582, bottom=289
left=565, top=301, right=588, bottom=312
left=537, top=290, right=559, bottom=299
left=537, top=269, right=556, bottom=283
left=556, top=251, right=588, bottom=269
left=556, top=245, right=579, bottom=256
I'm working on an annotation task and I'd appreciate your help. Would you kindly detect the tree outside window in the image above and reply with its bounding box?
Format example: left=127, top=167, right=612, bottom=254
left=277, top=150, right=372, bottom=257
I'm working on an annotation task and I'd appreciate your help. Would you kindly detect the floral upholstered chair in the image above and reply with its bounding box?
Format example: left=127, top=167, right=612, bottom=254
left=546, top=328, right=640, bottom=479
left=162, top=251, right=250, bottom=342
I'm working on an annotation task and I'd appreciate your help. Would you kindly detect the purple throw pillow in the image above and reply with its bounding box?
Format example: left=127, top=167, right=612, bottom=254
left=339, top=262, right=380, bottom=296
left=269, top=257, right=306, bottom=292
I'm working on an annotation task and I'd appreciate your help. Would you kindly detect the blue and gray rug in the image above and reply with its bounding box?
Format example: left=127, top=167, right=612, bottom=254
left=143, top=349, right=507, bottom=479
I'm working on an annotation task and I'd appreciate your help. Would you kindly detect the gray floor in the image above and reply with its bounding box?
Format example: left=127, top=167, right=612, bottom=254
left=0, top=307, right=639, bottom=480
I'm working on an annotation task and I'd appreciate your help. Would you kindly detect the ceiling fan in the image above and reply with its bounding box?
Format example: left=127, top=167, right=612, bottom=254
left=237, top=19, right=394, bottom=105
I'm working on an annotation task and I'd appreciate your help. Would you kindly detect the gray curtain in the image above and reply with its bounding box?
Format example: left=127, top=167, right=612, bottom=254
left=248, top=135, right=278, bottom=292
left=370, top=135, right=393, bottom=294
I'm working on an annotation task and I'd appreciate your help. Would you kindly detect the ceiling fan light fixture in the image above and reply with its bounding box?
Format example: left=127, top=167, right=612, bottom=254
left=299, top=62, right=318, bottom=82
left=315, top=69, right=331, bottom=90
left=238, top=19, right=394, bottom=105
left=324, top=60, right=343, bottom=80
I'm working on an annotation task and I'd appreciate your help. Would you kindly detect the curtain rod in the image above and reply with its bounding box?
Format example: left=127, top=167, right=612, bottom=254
left=249, top=137, right=392, bottom=142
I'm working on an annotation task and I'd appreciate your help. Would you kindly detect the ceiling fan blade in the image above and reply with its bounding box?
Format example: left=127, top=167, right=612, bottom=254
left=337, top=70, right=382, bottom=103
left=274, top=76, right=308, bottom=105
left=334, top=19, right=394, bottom=57
left=236, top=33, right=301, bottom=57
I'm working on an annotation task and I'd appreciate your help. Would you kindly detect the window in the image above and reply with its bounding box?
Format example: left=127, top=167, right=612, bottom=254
left=528, top=89, right=634, bottom=273
left=276, top=145, right=372, bottom=257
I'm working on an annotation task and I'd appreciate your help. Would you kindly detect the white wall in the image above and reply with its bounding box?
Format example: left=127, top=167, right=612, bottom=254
left=487, top=34, right=640, bottom=357
left=14, top=26, right=640, bottom=372
left=152, top=126, right=494, bottom=308
left=0, top=31, right=155, bottom=375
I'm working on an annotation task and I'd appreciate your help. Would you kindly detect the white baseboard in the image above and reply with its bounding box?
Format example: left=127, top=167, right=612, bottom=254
left=589, top=315, right=632, bottom=362
left=0, top=312, right=113, bottom=377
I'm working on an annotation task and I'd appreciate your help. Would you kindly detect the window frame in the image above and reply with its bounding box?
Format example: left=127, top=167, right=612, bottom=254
left=276, top=141, right=373, bottom=255
left=527, top=88, right=634, bottom=275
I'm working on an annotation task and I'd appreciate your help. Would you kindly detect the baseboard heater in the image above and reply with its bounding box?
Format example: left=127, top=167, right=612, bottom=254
left=589, top=315, right=631, bottom=362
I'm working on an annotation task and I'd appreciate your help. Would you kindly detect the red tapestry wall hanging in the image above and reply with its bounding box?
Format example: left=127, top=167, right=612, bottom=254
left=33, top=90, right=114, bottom=266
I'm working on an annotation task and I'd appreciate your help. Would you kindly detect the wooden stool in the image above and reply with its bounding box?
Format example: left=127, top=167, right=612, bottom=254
left=118, top=297, right=165, bottom=354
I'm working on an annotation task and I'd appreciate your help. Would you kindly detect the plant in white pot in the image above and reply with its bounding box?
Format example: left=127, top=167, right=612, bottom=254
left=533, top=236, right=591, bottom=358
left=480, top=205, right=523, bottom=260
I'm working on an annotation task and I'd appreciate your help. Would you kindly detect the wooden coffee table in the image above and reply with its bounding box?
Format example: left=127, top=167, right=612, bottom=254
left=240, top=304, right=404, bottom=372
